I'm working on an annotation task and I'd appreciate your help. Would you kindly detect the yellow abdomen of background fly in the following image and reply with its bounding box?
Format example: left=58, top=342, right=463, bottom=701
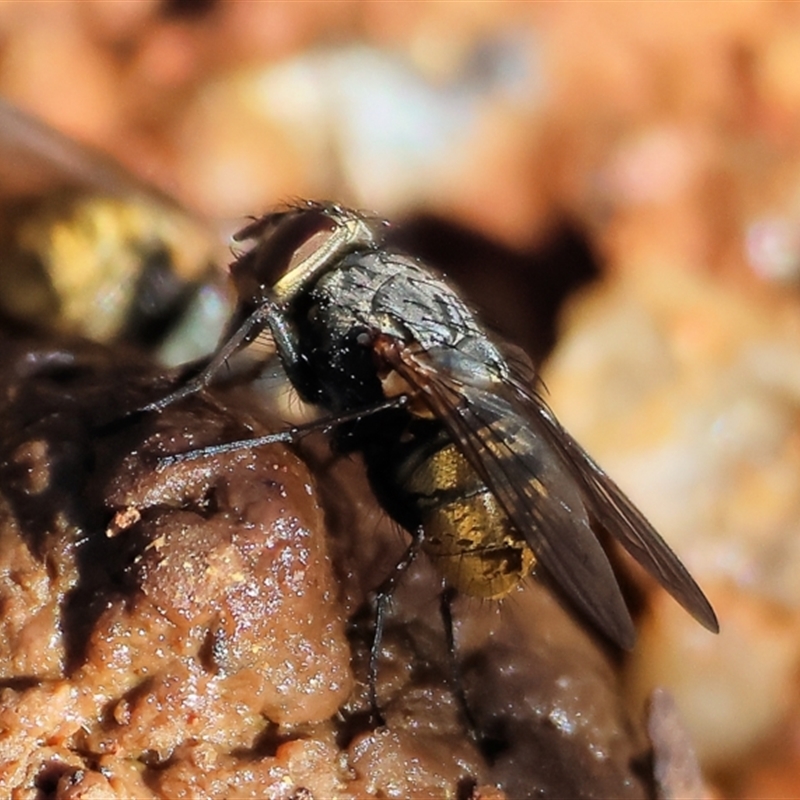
left=0, top=194, right=215, bottom=345
left=403, top=440, right=536, bottom=599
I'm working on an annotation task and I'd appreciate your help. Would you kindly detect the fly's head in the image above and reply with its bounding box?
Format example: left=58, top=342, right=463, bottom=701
left=229, top=201, right=388, bottom=315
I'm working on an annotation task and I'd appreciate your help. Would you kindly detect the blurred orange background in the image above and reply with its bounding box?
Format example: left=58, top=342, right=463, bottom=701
left=4, top=3, right=800, bottom=797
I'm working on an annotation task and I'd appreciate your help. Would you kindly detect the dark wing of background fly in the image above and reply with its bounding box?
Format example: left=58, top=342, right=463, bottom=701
left=0, top=97, right=191, bottom=207
left=393, top=346, right=638, bottom=650
left=504, top=369, right=719, bottom=634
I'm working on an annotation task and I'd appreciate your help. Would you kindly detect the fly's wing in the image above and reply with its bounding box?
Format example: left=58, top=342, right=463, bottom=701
left=499, top=347, right=719, bottom=632
left=391, top=345, right=638, bottom=649
left=394, top=342, right=718, bottom=642
left=505, top=371, right=719, bottom=634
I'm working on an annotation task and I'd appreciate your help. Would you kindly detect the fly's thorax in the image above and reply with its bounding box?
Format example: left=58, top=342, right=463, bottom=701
left=294, top=248, right=512, bottom=419
left=310, top=250, right=508, bottom=370
left=398, top=432, right=536, bottom=600
left=299, top=320, right=386, bottom=412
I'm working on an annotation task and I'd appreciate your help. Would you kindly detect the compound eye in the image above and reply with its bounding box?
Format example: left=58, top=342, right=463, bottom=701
left=356, top=330, right=372, bottom=347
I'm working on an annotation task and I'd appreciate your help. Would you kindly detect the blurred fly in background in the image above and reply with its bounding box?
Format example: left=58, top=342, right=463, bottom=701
left=0, top=97, right=229, bottom=363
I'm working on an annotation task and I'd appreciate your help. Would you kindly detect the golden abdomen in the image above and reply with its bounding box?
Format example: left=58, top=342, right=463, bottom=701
left=403, top=441, right=535, bottom=599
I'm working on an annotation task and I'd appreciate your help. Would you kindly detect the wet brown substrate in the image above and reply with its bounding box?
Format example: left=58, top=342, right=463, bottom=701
left=0, top=329, right=659, bottom=799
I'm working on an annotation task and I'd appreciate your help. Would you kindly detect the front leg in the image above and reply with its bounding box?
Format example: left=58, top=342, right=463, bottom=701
left=141, top=296, right=301, bottom=413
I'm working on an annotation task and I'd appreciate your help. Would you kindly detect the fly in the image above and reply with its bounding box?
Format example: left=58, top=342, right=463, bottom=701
left=143, top=200, right=719, bottom=713
left=0, top=97, right=224, bottom=356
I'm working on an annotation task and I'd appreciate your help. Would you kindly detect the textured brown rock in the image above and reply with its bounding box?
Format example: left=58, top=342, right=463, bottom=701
left=0, top=328, right=665, bottom=798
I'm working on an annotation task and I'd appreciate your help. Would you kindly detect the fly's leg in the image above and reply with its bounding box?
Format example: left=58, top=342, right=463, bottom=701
left=368, top=527, right=425, bottom=727
left=141, top=297, right=300, bottom=413
left=155, top=396, right=408, bottom=467
left=440, top=587, right=479, bottom=741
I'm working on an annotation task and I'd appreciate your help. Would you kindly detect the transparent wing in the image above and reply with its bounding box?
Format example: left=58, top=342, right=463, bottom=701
left=504, top=367, right=719, bottom=633
left=391, top=343, right=718, bottom=647
left=391, top=345, right=637, bottom=649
